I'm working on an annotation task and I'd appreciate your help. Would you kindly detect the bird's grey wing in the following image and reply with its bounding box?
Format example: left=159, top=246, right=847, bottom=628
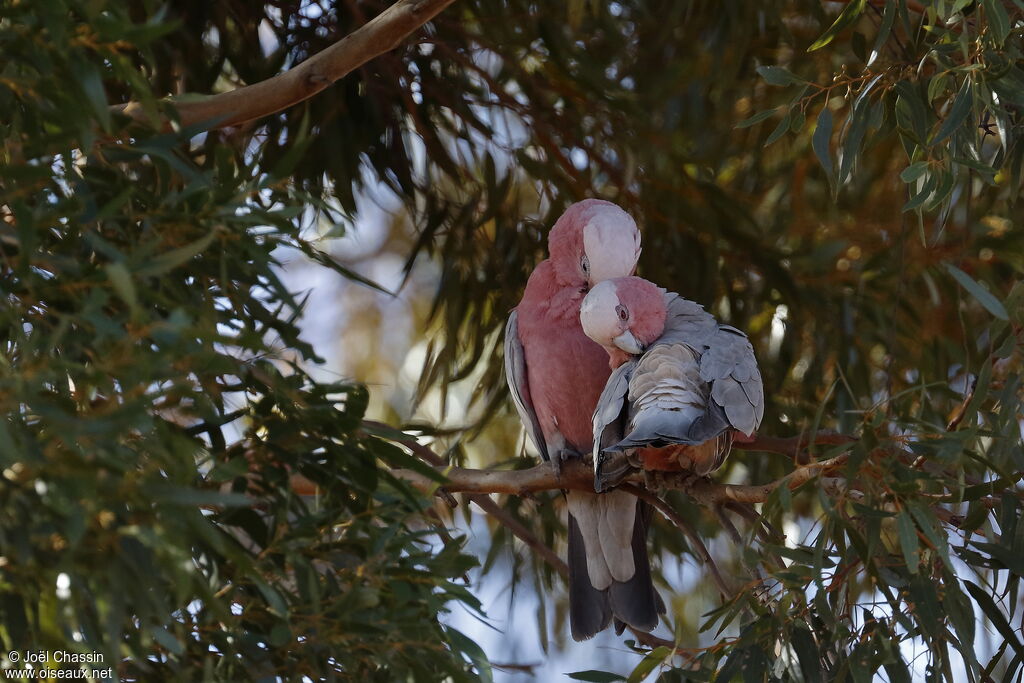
left=504, top=311, right=550, bottom=461
left=611, top=343, right=730, bottom=449
left=591, top=361, right=635, bottom=491
left=592, top=361, right=634, bottom=458
left=657, top=292, right=719, bottom=347
left=699, top=325, right=765, bottom=436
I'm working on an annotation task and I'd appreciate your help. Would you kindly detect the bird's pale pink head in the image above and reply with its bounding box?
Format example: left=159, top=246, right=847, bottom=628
left=547, top=199, right=641, bottom=289
left=580, top=277, right=667, bottom=362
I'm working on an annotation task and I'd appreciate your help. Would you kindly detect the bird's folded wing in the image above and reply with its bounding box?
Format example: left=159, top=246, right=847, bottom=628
left=504, top=312, right=550, bottom=461
left=591, top=360, right=634, bottom=461
left=617, top=343, right=729, bottom=447
left=699, top=325, right=765, bottom=436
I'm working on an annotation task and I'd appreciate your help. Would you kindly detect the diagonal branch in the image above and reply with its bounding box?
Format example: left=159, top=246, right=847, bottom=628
left=113, top=0, right=455, bottom=131
left=620, top=483, right=733, bottom=600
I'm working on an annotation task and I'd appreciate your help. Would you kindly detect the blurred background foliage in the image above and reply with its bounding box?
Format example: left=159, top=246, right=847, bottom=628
left=1, top=0, right=1023, bottom=680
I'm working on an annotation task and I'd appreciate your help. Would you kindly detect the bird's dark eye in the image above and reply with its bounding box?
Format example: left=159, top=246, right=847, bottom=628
left=581, top=255, right=590, bottom=274
left=615, top=305, right=628, bottom=321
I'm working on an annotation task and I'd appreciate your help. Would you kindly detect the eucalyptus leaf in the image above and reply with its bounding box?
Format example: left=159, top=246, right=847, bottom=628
left=946, top=264, right=1009, bottom=320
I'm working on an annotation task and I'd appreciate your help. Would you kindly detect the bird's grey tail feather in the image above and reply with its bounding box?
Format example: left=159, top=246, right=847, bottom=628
left=568, top=512, right=612, bottom=641
left=607, top=500, right=662, bottom=633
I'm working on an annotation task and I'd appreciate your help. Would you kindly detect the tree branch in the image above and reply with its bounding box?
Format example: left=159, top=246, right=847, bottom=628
left=389, top=452, right=851, bottom=506
left=113, top=0, right=455, bottom=131
left=734, top=431, right=855, bottom=464
left=620, top=483, right=733, bottom=600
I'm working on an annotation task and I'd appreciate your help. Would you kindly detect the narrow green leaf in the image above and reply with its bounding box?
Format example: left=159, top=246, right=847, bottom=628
left=952, top=156, right=997, bottom=177
left=869, top=0, right=896, bottom=65
left=790, top=109, right=807, bottom=132
left=883, top=658, right=913, bottom=683
left=908, top=574, right=944, bottom=637
left=765, top=111, right=793, bottom=146
left=839, top=100, right=872, bottom=184
left=896, top=511, right=920, bottom=572
left=900, top=162, right=930, bottom=183
left=964, top=580, right=1024, bottom=660
left=297, top=240, right=395, bottom=296
left=255, top=579, right=289, bottom=617
left=946, top=264, right=1009, bottom=320
left=812, top=106, right=834, bottom=178
left=790, top=627, right=824, bottom=683
left=757, top=65, right=804, bottom=86
left=809, top=0, right=867, bottom=51
left=627, top=647, right=670, bottom=683
left=567, top=672, right=627, bottom=683
left=735, top=109, right=777, bottom=129
left=105, top=262, right=139, bottom=314
left=903, top=173, right=937, bottom=212
left=70, top=61, right=111, bottom=130
left=445, top=625, right=493, bottom=682
left=150, top=625, right=183, bottom=656
left=933, top=78, right=973, bottom=145
left=925, top=169, right=956, bottom=211
left=983, top=0, right=1011, bottom=45
left=895, top=81, right=931, bottom=145
left=136, top=231, right=219, bottom=277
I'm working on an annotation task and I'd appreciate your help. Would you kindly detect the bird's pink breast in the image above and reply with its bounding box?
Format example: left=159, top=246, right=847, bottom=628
left=517, top=262, right=611, bottom=454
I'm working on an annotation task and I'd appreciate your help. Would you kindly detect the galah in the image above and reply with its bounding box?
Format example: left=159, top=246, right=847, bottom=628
left=579, top=276, right=764, bottom=491
left=504, top=199, right=662, bottom=641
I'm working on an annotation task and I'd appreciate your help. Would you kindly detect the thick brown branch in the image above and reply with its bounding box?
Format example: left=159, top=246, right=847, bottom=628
left=113, top=0, right=455, bottom=130
left=390, top=454, right=851, bottom=506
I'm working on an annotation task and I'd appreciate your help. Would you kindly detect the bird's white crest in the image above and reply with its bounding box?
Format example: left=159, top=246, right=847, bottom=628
left=580, top=280, right=625, bottom=347
left=582, top=206, right=641, bottom=285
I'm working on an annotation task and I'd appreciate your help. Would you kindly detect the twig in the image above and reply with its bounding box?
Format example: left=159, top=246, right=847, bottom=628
left=112, top=0, right=455, bottom=131
left=735, top=432, right=855, bottom=464
left=471, top=492, right=569, bottom=577
left=626, top=628, right=702, bottom=661
left=620, top=484, right=733, bottom=600
left=722, top=501, right=787, bottom=571
left=713, top=505, right=744, bottom=546
left=490, top=661, right=541, bottom=674
left=362, top=421, right=569, bottom=577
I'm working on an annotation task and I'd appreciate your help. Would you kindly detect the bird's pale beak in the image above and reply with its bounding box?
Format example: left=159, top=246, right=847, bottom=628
left=611, top=330, right=644, bottom=355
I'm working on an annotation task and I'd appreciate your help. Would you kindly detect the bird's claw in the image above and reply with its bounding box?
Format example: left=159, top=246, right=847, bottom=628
left=550, top=448, right=583, bottom=477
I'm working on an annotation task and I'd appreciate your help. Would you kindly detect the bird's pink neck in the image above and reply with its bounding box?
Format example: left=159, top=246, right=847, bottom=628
left=607, top=348, right=632, bottom=369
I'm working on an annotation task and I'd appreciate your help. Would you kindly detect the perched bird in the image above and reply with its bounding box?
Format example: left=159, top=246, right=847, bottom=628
left=580, top=276, right=764, bottom=491
left=504, top=199, right=662, bottom=641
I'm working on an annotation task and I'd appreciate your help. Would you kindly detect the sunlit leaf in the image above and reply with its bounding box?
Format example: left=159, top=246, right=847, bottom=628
left=809, top=0, right=867, bottom=51
left=945, top=264, right=1009, bottom=320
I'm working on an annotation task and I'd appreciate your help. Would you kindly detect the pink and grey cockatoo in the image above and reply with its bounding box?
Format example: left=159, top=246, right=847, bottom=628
left=580, top=276, right=764, bottom=491
left=504, top=199, right=662, bottom=641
